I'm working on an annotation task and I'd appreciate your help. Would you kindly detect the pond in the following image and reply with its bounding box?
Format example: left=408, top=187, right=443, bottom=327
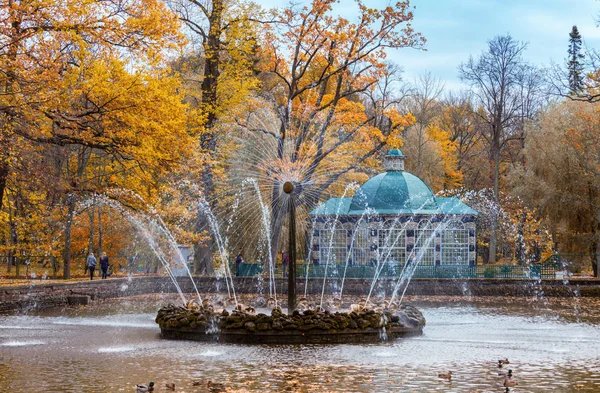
left=1, top=294, right=599, bottom=392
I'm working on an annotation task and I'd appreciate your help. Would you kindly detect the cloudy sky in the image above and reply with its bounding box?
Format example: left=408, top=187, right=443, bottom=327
left=261, top=0, right=600, bottom=91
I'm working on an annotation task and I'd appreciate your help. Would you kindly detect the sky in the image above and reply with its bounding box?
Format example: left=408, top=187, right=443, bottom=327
left=261, top=0, right=600, bottom=92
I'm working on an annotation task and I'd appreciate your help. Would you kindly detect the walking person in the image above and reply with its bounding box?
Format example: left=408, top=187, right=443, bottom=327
left=235, top=252, right=244, bottom=276
left=100, top=252, right=109, bottom=279
left=87, top=252, right=97, bottom=280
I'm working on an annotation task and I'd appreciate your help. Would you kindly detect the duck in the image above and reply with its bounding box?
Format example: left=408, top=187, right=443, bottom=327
left=136, top=382, right=154, bottom=393
left=266, top=297, right=276, bottom=308
left=165, top=382, right=175, bottom=390
left=438, top=371, right=453, bottom=381
left=497, top=359, right=503, bottom=368
left=244, top=306, right=256, bottom=314
left=503, top=371, right=517, bottom=392
left=207, top=380, right=227, bottom=392
left=500, top=358, right=510, bottom=364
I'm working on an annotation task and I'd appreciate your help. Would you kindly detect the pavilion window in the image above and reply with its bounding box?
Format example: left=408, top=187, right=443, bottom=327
left=441, top=222, right=470, bottom=265
left=351, top=227, right=370, bottom=265
left=319, top=226, right=348, bottom=265
left=413, top=222, right=435, bottom=266
left=378, top=228, right=406, bottom=266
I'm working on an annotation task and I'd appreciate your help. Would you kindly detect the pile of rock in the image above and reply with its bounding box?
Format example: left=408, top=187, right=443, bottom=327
left=155, top=303, right=223, bottom=330
left=155, top=302, right=425, bottom=333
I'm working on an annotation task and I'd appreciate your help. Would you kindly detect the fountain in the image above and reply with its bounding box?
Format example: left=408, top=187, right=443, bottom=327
left=156, top=177, right=426, bottom=344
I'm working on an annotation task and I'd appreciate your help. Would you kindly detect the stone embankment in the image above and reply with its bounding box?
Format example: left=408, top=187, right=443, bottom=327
left=1, top=276, right=600, bottom=312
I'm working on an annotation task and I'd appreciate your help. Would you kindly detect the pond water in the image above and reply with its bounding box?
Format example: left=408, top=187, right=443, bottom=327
left=1, top=294, right=599, bottom=392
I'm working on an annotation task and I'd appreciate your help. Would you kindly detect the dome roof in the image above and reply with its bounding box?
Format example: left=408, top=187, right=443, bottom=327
left=310, top=149, right=477, bottom=216
left=348, top=170, right=437, bottom=214
left=349, top=171, right=437, bottom=213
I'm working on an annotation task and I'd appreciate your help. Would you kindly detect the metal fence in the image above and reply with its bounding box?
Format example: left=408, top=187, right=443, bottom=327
left=235, top=260, right=567, bottom=279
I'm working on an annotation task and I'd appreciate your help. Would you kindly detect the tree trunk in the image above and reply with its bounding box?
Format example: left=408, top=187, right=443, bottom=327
left=594, top=209, right=600, bottom=277
left=192, top=0, right=224, bottom=276
left=63, top=195, right=76, bottom=279
left=488, top=139, right=501, bottom=264
left=416, top=124, right=423, bottom=176
left=51, top=255, right=58, bottom=279
left=516, top=212, right=526, bottom=265
left=88, top=203, right=95, bottom=254
left=0, top=153, right=8, bottom=212
left=193, top=209, right=214, bottom=275
left=9, top=221, right=17, bottom=278
left=97, top=206, right=103, bottom=257
left=7, top=196, right=15, bottom=273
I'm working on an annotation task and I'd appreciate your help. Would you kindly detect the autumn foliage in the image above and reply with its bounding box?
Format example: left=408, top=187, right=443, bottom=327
left=0, top=0, right=599, bottom=278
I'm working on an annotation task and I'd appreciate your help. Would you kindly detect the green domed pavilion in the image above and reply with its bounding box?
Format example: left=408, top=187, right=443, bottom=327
left=309, top=149, right=478, bottom=269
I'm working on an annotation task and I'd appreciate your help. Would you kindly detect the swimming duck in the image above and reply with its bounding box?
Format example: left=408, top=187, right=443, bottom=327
left=438, top=371, right=453, bottom=381
left=497, top=360, right=503, bottom=368
left=207, top=380, right=227, bottom=392
left=136, top=382, right=154, bottom=393
left=500, top=358, right=510, bottom=364
left=503, top=371, right=517, bottom=392
left=165, top=382, right=175, bottom=390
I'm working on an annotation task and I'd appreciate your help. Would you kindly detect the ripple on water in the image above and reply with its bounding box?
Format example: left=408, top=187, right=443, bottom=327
left=1, top=340, right=46, bottom=347
left=199, top=350, right=225, bottom=357
left=97, top=346, right=137, bottom=353
left=51, top=317, right=155, bottom=329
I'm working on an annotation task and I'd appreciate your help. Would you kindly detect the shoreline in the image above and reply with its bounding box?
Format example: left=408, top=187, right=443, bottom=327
left=1, top=275, right=599, bottom=313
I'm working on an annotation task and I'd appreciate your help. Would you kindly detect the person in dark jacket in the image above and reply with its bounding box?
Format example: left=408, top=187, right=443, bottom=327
left=87, top=252, right=97, bottom=280
left=100, top=252, right=109, bottom=279
left=235, top=252, right=244, bottom=276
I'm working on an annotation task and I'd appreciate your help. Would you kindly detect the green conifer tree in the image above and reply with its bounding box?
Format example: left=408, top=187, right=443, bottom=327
left=567, top=25, right=585, bottom=94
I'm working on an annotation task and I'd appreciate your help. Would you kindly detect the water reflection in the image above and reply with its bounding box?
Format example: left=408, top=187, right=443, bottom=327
left=0, top=295, right=599, bottom=392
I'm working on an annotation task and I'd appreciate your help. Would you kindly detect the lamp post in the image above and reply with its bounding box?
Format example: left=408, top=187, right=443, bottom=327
left=283, top=181, right=296, bottom=313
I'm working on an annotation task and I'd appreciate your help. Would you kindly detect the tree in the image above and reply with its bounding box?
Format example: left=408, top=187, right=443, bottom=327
left=233, top=0, right=424, bottom=264
left=512, top=101, right=600, bottom=276
left=459, top=35, right=541, bottom=263
left=568, top=26, right=585, bottom=95
left=439, top=92, right=485, bottom=189
left=166, top=0, right=262, bottom=274
left=0, top=0, right=182, bottom=211
left=403, top=73, right=444, bottom=177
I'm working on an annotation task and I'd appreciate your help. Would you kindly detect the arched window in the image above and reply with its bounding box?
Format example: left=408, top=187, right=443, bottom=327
left=319, top=221, right=347, bottom=265
left=441, top=221, right=469, bottom=265
left=378, top=220, right=406, bottom=265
